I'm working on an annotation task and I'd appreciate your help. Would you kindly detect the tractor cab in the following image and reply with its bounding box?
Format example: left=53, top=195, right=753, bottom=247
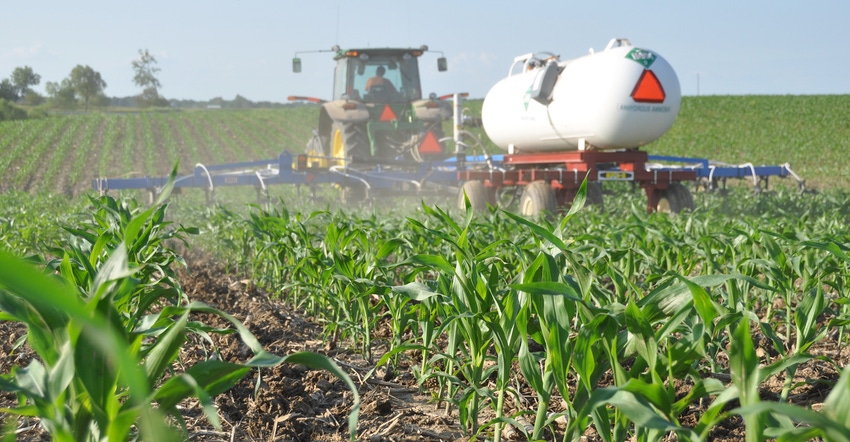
left=293, top=45, right=450, bottom=167
left=333, top=48, right=425, bottom=103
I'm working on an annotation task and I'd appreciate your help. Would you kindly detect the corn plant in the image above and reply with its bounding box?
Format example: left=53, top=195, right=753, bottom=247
left=321, top=216, right=389, bottom=361
left=153, top=178, right=850, bottom=441
left=731, top=364, right=850, bottom=441
left=0, top=173, right=361, bottom=441
left=400, top=204, right=497, bottom=435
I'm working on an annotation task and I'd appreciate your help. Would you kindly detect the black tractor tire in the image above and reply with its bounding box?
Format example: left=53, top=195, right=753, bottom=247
left=520, top=181, right=557, bottom=218
left=331, top=121, right=369, bottom=164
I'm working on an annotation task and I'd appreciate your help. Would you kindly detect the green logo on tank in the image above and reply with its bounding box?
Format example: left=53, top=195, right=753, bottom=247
left=626, top=48, right=656, bottom=68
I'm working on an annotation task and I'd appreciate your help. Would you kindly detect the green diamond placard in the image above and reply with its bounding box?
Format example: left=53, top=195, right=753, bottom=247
left=626, top=48, right=656, bottom=68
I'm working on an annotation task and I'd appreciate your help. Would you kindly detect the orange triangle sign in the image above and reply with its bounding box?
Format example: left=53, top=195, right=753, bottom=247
left=418, top=131, right=443, bottom=155
left=379, top=105, right=397, bottom=122
left=631, top=70, right=666, bottom=103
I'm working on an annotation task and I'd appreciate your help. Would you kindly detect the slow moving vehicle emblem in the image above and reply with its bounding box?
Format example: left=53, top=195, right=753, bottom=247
left=631, top=69, right=666, bottom=103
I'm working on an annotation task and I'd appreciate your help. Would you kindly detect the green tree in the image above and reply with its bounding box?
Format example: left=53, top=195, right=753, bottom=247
left=69, top=65, right=107, bottom=112
left=231, top=94, right=254, bottom=108
left=22, top=90, right=45, bottom=106
left=132, top=49, right=161, bottom=89
left=90, top=92, right=111, bottom=109
left=0, top=99, right=27, bottom=121
left=45, top=79, right=78, bottom=109
left=0, top=79, right=16, bottom=101
left=11, top=66, right=41, bottom=99
left=132, top=49, right=166, bottom=107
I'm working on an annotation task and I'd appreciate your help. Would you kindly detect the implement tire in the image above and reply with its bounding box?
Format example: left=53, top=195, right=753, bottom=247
left=520, top=180, right=557, bottom=218
left=458, top=180, right=489, bottom=213
left=656, top=182, right=694, bottom=214
left=340, top=183, right=368, bottom=205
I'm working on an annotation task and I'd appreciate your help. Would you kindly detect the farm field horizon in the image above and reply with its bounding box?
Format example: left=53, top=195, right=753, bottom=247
left=0, top=94, right=848, bottom=198
left=2, top=94, right=850, bottom=441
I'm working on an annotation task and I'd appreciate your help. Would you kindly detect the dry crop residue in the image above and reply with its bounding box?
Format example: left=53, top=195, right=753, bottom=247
left=1, top=253, right=846, bottom=441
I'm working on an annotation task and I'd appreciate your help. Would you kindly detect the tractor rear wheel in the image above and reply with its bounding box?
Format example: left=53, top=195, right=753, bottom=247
left=520, top=181, right=557, bottom=218
left=331, top=122, right=369, bottom=165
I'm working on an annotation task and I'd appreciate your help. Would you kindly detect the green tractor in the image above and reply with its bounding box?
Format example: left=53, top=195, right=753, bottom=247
left=291, top=45, right=452, bottom=168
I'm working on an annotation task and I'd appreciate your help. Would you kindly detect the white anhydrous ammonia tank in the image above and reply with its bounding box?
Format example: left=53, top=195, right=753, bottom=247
left=482, top=38, right=681, bottom=152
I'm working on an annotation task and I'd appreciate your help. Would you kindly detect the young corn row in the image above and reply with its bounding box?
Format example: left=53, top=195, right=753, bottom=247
left=0, top=119, right=49, bottom=187
left=0, top=182, right=361, bottom=441
left=11, top=118, right=72, bottom=191
left=115, top=115, right=144, bottom=180
left=2, top=95, right=848, bottom=195
left=0, top=109, right=300, bottom=194
left=1, top=182, right=849, bottom=440
left=94, top=114, right=120, bottom=179
left=67, top=116, right=106, bottom=191
left=42, top=117, right=84, bottom=191
left=207, top=184, right=850, bottom=441
left=139, top=113, right=159, bottom=174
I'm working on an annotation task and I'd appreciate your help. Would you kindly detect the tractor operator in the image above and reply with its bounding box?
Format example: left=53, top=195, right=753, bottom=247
left=365, top=66, right=397, bottom=94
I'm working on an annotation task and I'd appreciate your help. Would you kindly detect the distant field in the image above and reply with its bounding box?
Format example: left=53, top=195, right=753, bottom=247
left=654, top=95, right=850, bottom=189
left=0, top=95, right=847, bottom=195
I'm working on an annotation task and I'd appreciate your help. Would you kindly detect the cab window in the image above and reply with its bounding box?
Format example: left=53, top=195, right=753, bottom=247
left=347, top=55, right=421, bottom=102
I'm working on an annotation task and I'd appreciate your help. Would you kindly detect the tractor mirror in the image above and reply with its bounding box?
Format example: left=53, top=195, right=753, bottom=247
left=292, top=58, right=302, bottom=73
left=437, top=57, right=447, bottom=72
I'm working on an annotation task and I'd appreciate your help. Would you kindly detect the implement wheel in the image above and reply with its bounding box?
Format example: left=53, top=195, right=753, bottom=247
left=656, top=182, right=694, bottom=214
left=457, top=181, right=489, bottom=213
left=340, top=183, right=368, bottom=205
left=520, top=180, right=557, bottom=218
left=331, top=122, right=369, bottom=165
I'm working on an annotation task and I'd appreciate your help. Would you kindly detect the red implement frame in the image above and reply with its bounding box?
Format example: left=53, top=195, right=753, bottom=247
left=457, top=150, right=697, bottom=213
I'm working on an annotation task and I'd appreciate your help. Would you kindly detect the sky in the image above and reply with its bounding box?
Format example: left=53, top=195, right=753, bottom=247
left=2, top=1, right=849, bottom=102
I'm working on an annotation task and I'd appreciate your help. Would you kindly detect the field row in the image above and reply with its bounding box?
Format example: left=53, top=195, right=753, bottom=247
left=0, top=108, right=318, bottom=195
left=193, top=184, right=850, bottom=440
left=3, top=160, right=850, bottom=440
left=0, top=95, right=848, bottom=197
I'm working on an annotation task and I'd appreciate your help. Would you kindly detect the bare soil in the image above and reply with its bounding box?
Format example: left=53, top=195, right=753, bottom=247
left=0, top=253, right=845, bottom=441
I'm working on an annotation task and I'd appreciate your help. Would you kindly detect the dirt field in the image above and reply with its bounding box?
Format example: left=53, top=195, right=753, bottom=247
left=4, top=249, right=842, bottom=441
left=2, top=101, right=848, bottom=440
left=173, top=256, right=844, bottom=442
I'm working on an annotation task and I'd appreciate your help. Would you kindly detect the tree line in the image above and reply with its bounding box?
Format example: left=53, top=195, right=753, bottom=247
left=1, top=64, right=110, bottom=117
left=0, top=49, right=289, bottom=121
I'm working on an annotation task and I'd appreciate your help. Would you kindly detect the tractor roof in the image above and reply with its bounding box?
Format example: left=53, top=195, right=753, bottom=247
left=333, top=46, right=428, bottom=60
